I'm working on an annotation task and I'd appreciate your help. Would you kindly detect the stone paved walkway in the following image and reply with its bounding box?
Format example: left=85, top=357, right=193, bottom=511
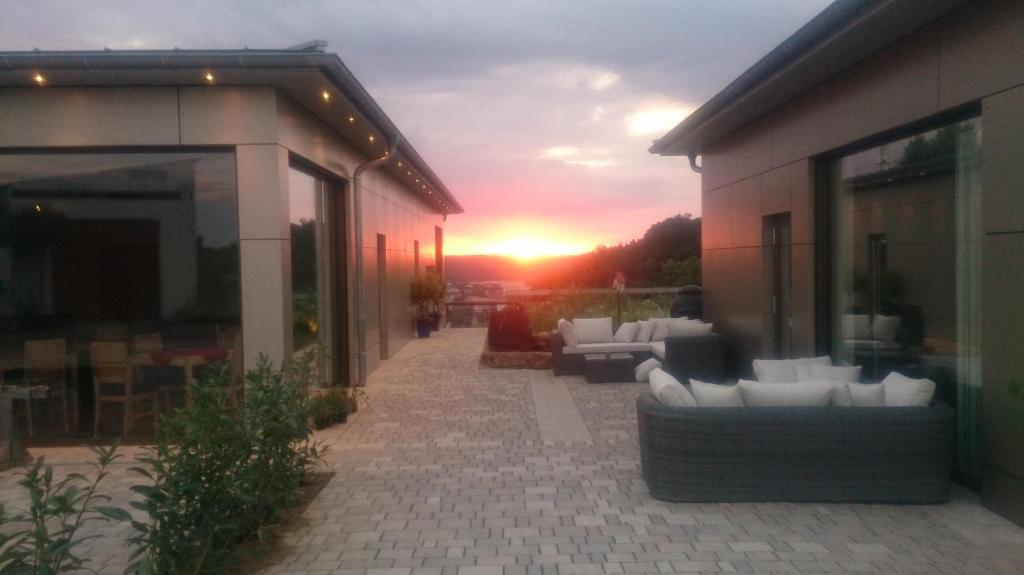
left=3, top=328, right=1024, bottom=574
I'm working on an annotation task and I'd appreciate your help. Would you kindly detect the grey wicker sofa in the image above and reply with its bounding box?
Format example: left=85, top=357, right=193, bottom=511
left=550, top=331, right=724, bottom=382
left=637, top=392, right=954, bottom=503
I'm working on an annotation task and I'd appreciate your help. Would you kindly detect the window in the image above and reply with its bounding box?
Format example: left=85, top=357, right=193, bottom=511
left=288, top=166, right=333, bottom=385
left=830, top=117, right=982, bottom=479
left=0, top=151, right=240, bottom=438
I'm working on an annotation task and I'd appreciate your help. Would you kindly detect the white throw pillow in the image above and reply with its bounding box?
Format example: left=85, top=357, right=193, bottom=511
left=650, top=369, right=697, bottom=407
left=882, top=372, right=936, bottom=406
left=831, top=383, right=853, bottom=407
left=557, top=319, right=578, bottom=347
left=842, top=314, right=872, bottom=340
left=795, top=363, right=862, bottom=383
left=614, top=322, right=640, bottom=343
left=738, top=379, right=834, bottom=407
left=666, top=321, right=714, bottom=338
left=650, top=318, right=673, bottom=342
left=573, top=317, right=614, bottom=344
left=753, top=356, right=832, bottom=383
left=634, top=357, right=661, bottom=383
left=689, top=379, right=744, bottom=407
left=873, top=315, right=901, bottom=343
left=635, top=320, right=655, bottom=343
left=849, top=382, right=886, bottom=406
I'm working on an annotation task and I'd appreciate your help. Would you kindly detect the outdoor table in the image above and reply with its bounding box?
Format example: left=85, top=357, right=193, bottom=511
left=134, top=347, right=230, bottom=407
left=584, top=352, right=636, bottom=384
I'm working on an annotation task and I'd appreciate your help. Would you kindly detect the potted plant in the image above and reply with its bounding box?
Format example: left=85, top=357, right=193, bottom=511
left=411, top=270, right=444, bottom=338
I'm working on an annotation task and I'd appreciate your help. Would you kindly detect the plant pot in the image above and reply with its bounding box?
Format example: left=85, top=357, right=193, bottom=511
left=416, top=319, right=433, bottom=338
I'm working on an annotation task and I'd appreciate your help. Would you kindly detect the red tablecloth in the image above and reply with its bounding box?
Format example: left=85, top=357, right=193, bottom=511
left=148, top=347, right=229, bottom=367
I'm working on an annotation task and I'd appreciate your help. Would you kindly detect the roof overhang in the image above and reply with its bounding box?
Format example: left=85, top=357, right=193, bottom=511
left=649, top=0, right=966, bottom=158
left=0, top=45, right=464, bottom=215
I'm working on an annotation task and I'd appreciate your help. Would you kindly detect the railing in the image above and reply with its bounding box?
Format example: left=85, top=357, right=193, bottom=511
left=445, top=287, right=686, bottom=330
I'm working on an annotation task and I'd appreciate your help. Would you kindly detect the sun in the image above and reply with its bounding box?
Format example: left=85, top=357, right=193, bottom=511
left=481, top=237, right=590, bottom=262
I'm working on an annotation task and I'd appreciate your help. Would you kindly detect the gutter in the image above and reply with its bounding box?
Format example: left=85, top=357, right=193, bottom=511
left=353, top=135, right=402, bottom=386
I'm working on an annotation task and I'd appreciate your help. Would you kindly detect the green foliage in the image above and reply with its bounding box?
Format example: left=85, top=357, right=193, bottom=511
left=0, top=444, right=127, bottom=574
left=126, top=357, right=323, bottom=575
left=660, top=256, right=702, bottom=287
left=524, top=293, right=671, bottom=332
left=411, top=270, right=445, bottom=315
left=309, top=386, right=362, bottom=429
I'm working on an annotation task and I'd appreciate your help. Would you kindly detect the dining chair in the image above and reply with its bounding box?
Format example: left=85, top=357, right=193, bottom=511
left=23, top=338, right=71, bottom=435
left=90, top=341, right=158, bottom=438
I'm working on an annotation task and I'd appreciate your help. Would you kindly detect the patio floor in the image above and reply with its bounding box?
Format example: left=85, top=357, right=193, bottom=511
left=2, top=327, right=1023, bottom=574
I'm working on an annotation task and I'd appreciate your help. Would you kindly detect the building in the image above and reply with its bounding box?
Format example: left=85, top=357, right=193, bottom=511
left=652, top=0, right=1023, bottom=524
left=0, top=42, right=461, bottom=438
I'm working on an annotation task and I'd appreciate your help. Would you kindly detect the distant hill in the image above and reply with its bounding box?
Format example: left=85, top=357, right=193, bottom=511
left=445, top=214, right=702, bottom=288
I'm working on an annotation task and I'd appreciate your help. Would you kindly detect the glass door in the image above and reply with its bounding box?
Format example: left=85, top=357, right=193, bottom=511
left=289, top=167, right=333, bottom=385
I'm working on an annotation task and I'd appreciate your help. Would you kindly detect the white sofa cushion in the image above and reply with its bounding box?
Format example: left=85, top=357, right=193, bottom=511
left=635, top=320, right=656, bottom=343
left=573, top=317, right=614, bottom=344
left=557, top=319, right=578, bottom=347
left=873, top=315, right=901, bottom=343
left=650, top=369, right=697, bottom=407
left=563, top=342, right=652, bottom=354
left=842, top=314, right=872, bottom=340
left=650, top=341, right=666, bottom=359
left=739, top=379, right=834, bottom=407
left=634, top=358, right=661, bottom=383
left=666, top=320, right=713, bottom=338
left=689, top=380, right=744, bottom=407
left=614, top=322, right=640, bottom=343
left=795, top=363, right=862, bottom=383
left=849, top=382, right=886, bottom=406
left=882, top=372, right=936, bottom=406
left=753, top=356, right=832, bottom=383
left=650, top=318, right=672, bottom=342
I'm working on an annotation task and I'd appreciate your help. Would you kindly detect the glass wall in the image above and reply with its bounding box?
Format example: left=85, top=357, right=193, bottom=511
left=288, top=166, right=332, bottom=385
left=831, top=117, right=982, bottom=479
left=0, top=151, right=240, bottom=439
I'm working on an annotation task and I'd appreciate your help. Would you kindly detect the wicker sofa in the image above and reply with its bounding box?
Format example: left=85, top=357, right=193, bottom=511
left=637, top=391, right=954, bottom=503
left=550, top=331, right=724, bottom=382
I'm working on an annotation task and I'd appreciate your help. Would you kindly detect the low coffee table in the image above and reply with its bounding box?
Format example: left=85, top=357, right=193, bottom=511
left=584, top=352, right=635, bottom=384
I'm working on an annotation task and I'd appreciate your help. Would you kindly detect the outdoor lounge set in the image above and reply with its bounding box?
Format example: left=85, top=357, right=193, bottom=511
left=636, top=356, right=953, bottom=504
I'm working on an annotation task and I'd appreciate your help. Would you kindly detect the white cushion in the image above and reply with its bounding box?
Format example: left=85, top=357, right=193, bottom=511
left=849, top=382, right=886, bottom=406
left=689, top=380, right=744, bottom=407
left=752, top=356, right=832, bottom=383
left=873, top=315, right=901, bottom=343
left=882, top=372, right=936, bottom=406
left=650, top=318, right=673, bottom=342
left=563, top=342, right=652, bottom=354
left=557, top=319, right=578, bottom=347
left=666, top=321, right=713, bottom=338
left=649, top=341, right=666, bottom=359
left=738, top=379, right=834, bottom=407
left=650, top=369, right=697, bottom=407
left=842, top=314, right=872, bottom=340
left=795, top=363, right=862, bottom=383
left=634, top=358, right=661, bottom=383
left=573, top=317, right=614, bottom=344
left=635, top=320, right=655, bottom=343
left=614, top=322, right=640, bottom=343
left=831, top=383, right=853, bottom=407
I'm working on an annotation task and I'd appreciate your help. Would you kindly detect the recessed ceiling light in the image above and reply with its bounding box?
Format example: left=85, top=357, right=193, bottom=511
left=321, top=90, right=331, bottom=102
left=368, top=134, right=376, bottom=143
left=397, top=161, right=402, bottom=167
left=32, top=73, right=45, bottom=84
left=347, top=115, right=356, bottom=124
left=204, top=71, right=215, bottom=82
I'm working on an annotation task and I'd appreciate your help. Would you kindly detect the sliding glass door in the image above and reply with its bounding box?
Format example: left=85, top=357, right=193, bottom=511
left=830, top=117, right=983, bottom=480
left=289, top=167, right=333, bottom=385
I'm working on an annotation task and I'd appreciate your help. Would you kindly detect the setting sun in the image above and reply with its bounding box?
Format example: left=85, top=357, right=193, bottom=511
left=478, top=237, right=591, bottom=261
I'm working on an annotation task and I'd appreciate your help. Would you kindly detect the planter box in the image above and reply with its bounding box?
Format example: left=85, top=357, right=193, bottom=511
left=481, top=344, right=552, bottom=370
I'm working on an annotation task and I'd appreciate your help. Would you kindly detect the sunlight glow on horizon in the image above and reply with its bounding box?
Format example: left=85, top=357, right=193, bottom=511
left=446, top=234, right=595, bottom=261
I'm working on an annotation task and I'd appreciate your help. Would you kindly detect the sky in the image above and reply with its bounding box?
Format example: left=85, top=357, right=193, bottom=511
left=0, top=0, right=832, bottom=258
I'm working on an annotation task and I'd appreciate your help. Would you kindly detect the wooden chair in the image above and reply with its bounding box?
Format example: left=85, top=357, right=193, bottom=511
left=131, top=332, right=163, bottom=354
left=23, top=338, right=71, bottom=435
left=90, top=341, right=158, bottom=438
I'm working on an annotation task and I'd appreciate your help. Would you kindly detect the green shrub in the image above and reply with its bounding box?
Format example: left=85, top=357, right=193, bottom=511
left=127, top=357, right=323, bottom=574
left=0, top=444, right=128, bottom=574
left=309, top=386, right=361, bottom=429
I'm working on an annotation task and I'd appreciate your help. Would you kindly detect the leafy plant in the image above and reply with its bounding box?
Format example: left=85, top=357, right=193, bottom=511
left=0, top=444, right=129, bottom=574
left=126, top=357, right=323, bottom=574
left=411, top=270, right=445, bottom=316
left=309, top=386, right=362, bottom=429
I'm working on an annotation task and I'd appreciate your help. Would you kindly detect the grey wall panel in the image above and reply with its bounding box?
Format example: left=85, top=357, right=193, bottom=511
left=981, top=87, right=1024, bottom=234
left=938, top=0, right=1024, bottom=111
left=703, top=247, right=763, bottom=377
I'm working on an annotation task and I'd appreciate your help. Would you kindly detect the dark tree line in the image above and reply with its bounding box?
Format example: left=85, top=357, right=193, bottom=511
left=529, top=214, right=702, bottom=288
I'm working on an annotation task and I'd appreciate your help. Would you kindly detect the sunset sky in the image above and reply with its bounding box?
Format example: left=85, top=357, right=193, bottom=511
left=1, top=0, right=831, bottom=258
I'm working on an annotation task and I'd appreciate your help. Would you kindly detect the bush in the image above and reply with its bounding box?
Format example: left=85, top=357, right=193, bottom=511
left=0, top=445, right=128, bottom=574
left=309, top=386, right=361, bottom=429
left=487, top=303, right=534, bottom=351
left=127, top=357, right=323, bottom=574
